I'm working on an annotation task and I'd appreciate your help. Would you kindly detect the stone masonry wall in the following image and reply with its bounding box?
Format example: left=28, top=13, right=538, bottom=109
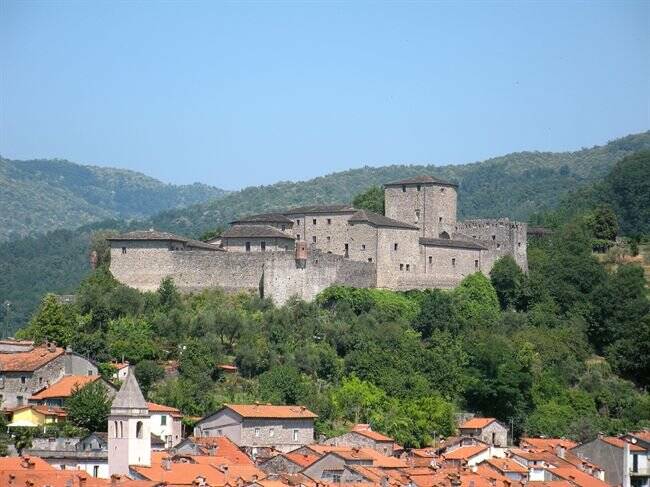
left=385, top=184, right=457, bottom=238
left=110, top=242, right=376, bottom=306
left=455, top=219, right=528, bottom=272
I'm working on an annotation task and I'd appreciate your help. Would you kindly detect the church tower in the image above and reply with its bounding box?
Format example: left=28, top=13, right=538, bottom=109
left=108, top=370, right=151, bottom=476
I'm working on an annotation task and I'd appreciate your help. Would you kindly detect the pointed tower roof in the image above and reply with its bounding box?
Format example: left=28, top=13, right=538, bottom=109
left=111, top=370, right=148, bottom=414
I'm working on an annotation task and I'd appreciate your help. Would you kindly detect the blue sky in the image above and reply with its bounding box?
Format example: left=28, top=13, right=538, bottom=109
left=1, top=1, right=648, bottom=190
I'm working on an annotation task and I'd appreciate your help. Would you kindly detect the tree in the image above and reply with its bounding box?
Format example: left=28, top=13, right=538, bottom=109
left=66, top=381, right=112, bottom=432
left=452, top=273, right=500, bottom=325
left=107, top=316, right=157, bottom=363
left=158, top=277, right=181, bottom=310
left=259, top=365, right=310, bottom=405
left=490, top=256, right=525, bottom=310
left=179, top=338, right=221, bottom=386
left=331, top=375, right=386, bottom=424
left=584, top=206, right=618, bottom=241
left=135, top=360, right=165, bottom=397
left=353, top=186, right=385, bottom=214
left=16, top=294, right=75, bottom=346
left=412, top=289, right=457, bottom=337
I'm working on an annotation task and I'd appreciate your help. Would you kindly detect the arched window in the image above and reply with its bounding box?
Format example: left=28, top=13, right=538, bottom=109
left=119, top=421, right=124, bottom=438
left=439, top=231, right=450, bottom=239
left=136, top=421, right=144, bottom=439
left=113, top=421, right=118, bottom=438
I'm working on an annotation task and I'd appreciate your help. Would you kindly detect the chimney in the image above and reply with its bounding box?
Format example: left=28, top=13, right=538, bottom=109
left=555, top=445, right=566, bottom=459
left=623, top=441, right=631, bottom=487
left=8, top=473, right=16, bottom=487
left=381, top=476, right=389, bottom=487
left=79, top=475, right=87, bottom=487
left=162, top=457, right=172, bottom=471
left=20, top=457, right=34, bottom=469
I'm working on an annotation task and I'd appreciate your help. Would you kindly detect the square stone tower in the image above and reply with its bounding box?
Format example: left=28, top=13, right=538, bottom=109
left=384, top=175, right=458, bottom=238
left=108, top=371, right=151, bottom=476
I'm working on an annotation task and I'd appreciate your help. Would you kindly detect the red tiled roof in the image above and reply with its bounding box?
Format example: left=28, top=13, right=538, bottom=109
left=132, top=461, right=265, bottom=485
left=550, top=467, right=610, bottom=487
left=0, top=345, right=64, bottom=372
left=11, top=404, right=68, bottom=417
left=601, top=436, right=645, bottom=452
left=148, top=401, right=182, bottom=416
left=31, top=375, right=100, bottom=400
left=351, top=423, right=394, bottom=442
left=520, top=438, right=578, bottom=450
left=443, top=444, right=489, bottom=460
left=225, top=403, right=317, bottom=419
left=628, top=430, right=650, bottom=442
left=285, top=451, right=320, bottom=467
left=484, top=457, right=528, bottom=473
left=0, top=456, right=55, bottom=470
left=186, top=436, right=254, bottom=464
left=459, top=418, right=497, bottom=429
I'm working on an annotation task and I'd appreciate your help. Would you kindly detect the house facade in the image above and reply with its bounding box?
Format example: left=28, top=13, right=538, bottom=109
left=194, top=404, right=317, bottom=453
left=458, top=417, right=509, bottom=447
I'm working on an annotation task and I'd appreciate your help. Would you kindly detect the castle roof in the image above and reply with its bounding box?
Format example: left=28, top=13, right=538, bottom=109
left=108, top=230, right=222, bottom=251
left=349, top=209, right=419, bottom=230
left=284, top=204, right=356, bottom=215
left=222, top=225, right=294, bottom=239
left=419, top=237, right=487, bottom=250
left=111, top=371, right=147, bottom=411
left=231, top=212, right=294, bottom=225
left=385, top=175, right=458, bottom=188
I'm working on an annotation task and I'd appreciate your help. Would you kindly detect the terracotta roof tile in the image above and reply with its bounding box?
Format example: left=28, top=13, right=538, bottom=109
left=31, top=374, right=100, bottom=400
left=285, top=451, right=320, bottom=467
left=520, top=438, right=578, bottom=450
left=600, top=436, right=646, bottom=452
left=185, top=436, right=254, bottom=464
left=148, top=401, right=182, bottom=414
left=443, top=444, right=489, bottom=460
left=224, top=403, right=317, bottom=419
left=0, top=345, right=64, bottom=372
left=484, top=457, right=528, bottom=473
left=459, top=418, right=498, bottom=429
left=351, top=424, right=394, bottom=442
left=550, top=467, right=610, bottom=487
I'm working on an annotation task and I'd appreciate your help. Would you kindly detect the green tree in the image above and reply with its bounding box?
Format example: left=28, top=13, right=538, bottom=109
left=259, top=365, right=310, bottom=405
left=412, top=289, right=457, bottom=337
left=331, top=375, right=386, bottom=424
left=158, top=277, right=181, bottom=310
left=352, top=186, right=385, bottom=214
left=452, top=273, right=500, bottom=325
left=490, top=256, right=525, bottom=310
left=134, top=360, right=165, bottom=397
left=66, top=381, right=112, bottom=432
left=16, top=294, right=75, bottom=346
left=179, top=337, right=221, bottom=386
left=107, top=316, right=157, bottom=363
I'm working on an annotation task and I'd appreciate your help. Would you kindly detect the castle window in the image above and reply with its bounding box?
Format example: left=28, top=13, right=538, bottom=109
left=429, top=256, right=432, bottom=264
left=297, top=219, right=300, bottom=226
left=281, top=224, right=286, bottom=231
left=361, top=244, right=366, bottom=250
left=261, top=241, right=266, bottom=252
left=518, top=242, right=521, bottom=248
left=439, top=217, right=443, bottom=223
left=121, top=247, right=127, bottom=254
left=327, top=236, right=331, bottom=242
left=406, top=264, right=410, bottom=271
left=21, top=376, right=26, bottom=384
left=327, top=218, right=332, bottom=225
left=441, top=188, right=445, bottom=193
left=293, top=429, right=299, bottom=442
left=344, top=243, right=349, bottom=258
left=270, top=427, right=275, bottom=437
left=402, top=185, right=406, bottom=192
left=312, top=236, right=317, bottom=243
left=297, top=234, right=301, bottom=240
left=475, top=260, right=479, bottom=268
left=415, top=209, right=420, bottom=222
left=417, top=185, right=421, bottom=191
left=496, top=243, right=501, bottom=249
left=136, top=421, right=144, bottom=439
left=368, top=258, right=373, bottom=262
left=245, top=242, right=251, bottom=252
left=452, top=258, right=456, bottom=266
left=492, top=235, right=496, bottom=240
left=255, top=427, right=260, bottom=437
left=400, top=264, right=404, bottom=271
left=313, top=219, right=317, bottom=225
left=394, top=243, right=398, bottom=251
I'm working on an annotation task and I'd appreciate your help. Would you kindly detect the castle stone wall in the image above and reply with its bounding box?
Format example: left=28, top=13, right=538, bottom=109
left=455, top=219, right=528, bottom=272
left=385, top=184, right=457, bottom=238
left=347, top=222, right=378, bottom=263
left=376, top=227, right=421, bottom=288
left=288, top=212, right=356, bottom=257
left=222, top=237, right=294, bottom=253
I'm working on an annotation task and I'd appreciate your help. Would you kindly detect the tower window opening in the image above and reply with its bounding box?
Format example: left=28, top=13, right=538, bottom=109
left=121, top=247, right=127, bottom=254
left=312, top=236, right=317, bottom=243
left=136, top=421, right=144, bottom=439
left=406, top=264, right=410, bottom=271
left=475, top=260, right=479, bottom=269
left=327, top=218, right=332, bottom=225
left=417, top=185, right=421, bottom=191
left=400, top=264, right=404, bottom=271
left=394, top=243, right=398, bottom=251
left=245, top=242, right=251, bottom=252
left=313, top=219, right=317, bottom=225
left=402, top=185, right=406, bottom=192
left=429, top=256, right=432, bottom=264
left=452, top=258, right=456, bottom=266
left=261, top=241, right=266, bottom=252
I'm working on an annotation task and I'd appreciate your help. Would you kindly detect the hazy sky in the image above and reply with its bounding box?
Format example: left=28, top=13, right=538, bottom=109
left=1, top=1, right=648, bottom=190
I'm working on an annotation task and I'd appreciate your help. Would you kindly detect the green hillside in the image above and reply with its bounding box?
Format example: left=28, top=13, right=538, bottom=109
left=0, top=157, right=229, bottom=241
left=146, top=131, right=650, bottom=237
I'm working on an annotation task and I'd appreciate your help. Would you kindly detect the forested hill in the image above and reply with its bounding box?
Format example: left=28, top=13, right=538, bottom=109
left=0, top=157, right=229, bottom=241
left=146, top=131, right=650, bottom=237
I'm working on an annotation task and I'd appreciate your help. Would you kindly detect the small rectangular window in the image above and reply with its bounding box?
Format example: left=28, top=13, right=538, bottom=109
left=327, top=236, right=331, bottom=242
left=297, top=219, right=301, bottom=226
left=270, top=427, right=274, bottom=437
left=261, top=241, right=266, bottom=251
left=327, top=218, right=332, bottom=225
left=313, top=218, right=317, bottom=225
left=344, top=243, right=349, bottom=257
left=281, top=224, right=286, bottom=231
left=293, top=429, right=299, bottom=441
left=429, top=256, right=433, bottom=264
left=452, top=258, right=456, bottom=266
left=402, top=185, right=406, bottom=192
left=121, top=247, right=127, bottom=254
left=368, top=258, right=373, bottom=262
left=394, top=243, right=398, bottom=251
left=406, top=264, right=410, bottom=271
left=361, top=244, right=366, bottom=250
left=415, top=209, right=420, bottom=222
left=312, top=236, right=317, bottom=243
left=439, top=217, right=443, bottom=222
left=297, top=234, right=301, bottom=240
left=161, top=415, right=167, bottom=426
left=93, top=466, right=99, bottom=477
left=475, top=260, right=479, bottom=268
left=518, top=242, right=521, bottom=248
left=417, top=184, right=421, bottom=191
left=245, top=242, right=251, bottom=252
left=400, top=264, right=404, bottom=271
left=255, top=427, right=260, bottom=437
left=21, top=376, right=26, bottom=384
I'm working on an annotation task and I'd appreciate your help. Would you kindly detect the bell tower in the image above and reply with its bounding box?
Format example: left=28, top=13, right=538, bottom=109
left=108, top=371, right=151, bottom=476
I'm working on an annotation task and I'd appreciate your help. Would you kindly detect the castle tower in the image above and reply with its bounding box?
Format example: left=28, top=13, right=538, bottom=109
left=108, top=370, right=151, bottom=476
left=384, top=176, right=458, bottom=238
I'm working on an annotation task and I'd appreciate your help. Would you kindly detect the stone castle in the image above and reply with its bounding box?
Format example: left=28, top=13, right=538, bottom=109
left=108, top=175, right=528, bottom=304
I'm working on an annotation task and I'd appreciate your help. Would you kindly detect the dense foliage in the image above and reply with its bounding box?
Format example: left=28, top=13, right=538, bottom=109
left=3, top=134, right=649, bottom=336
left=0, top=157, right=228, bottom=241
left=17, top=206, right=650, bottom=444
